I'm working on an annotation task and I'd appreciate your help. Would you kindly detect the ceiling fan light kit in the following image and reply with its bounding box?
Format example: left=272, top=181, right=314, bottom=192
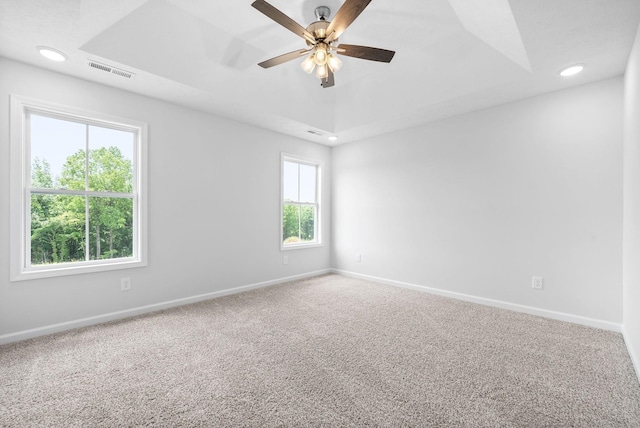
left=252, top=0, right=395, bottom=88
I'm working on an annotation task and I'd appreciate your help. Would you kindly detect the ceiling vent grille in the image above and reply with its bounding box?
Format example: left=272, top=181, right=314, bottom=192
left=87, top=60, right=135, bottom=79
left=307, top=130, right=324, bottom=136
left=111, top=68, right=134, bottom=79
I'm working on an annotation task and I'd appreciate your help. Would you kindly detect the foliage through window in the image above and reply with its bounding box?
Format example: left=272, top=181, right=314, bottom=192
left=10, top=96, right=147, bottom=280
left=282, top=156, right=320, bottom=248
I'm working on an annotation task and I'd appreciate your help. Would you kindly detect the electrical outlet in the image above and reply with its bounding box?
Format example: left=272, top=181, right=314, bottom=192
left=121, top=277, right=131, bottom=291
left=532, top=276, right=543, bottom=290
left=355, top=253, right=361, bottom=262
left=283, top=255, right=288, bottom=265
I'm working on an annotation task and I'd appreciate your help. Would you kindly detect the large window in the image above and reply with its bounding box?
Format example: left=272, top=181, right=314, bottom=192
left=10, top=96, right=147, bottom=280
left=281, top=155, right=321, bottom=249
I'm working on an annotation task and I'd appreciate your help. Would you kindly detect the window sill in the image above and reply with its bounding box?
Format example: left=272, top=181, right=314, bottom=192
left=11, top=258, right=146, bottom=282
left=281, top=242, right=324, bottom=251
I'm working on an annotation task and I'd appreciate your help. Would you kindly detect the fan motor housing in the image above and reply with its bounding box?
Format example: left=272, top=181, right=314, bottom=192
left=306, top=20, right=331, bottom=45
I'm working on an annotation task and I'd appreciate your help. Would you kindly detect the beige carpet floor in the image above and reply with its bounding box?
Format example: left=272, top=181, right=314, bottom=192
left=1, top=273, right=639, bottom=427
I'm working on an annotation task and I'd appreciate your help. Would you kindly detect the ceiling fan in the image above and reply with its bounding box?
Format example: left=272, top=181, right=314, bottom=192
left=251, top=0, right=395, bottom=88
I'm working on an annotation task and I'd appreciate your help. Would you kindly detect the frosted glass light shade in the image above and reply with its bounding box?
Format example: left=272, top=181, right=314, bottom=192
left=314, top=46, right=328, bottom=66
left=301, top=54, right=316, bottom=74
left=315, top=64, right=328, bottom=79
left=327, top=54, right=342, bottom=72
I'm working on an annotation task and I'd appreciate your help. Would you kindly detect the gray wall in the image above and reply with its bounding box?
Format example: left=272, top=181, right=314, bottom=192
left=623, top=23, right=640, bottom=378
left=332, top=77, right=624, bottom=326
left=0, top=58, right=332, bottom=340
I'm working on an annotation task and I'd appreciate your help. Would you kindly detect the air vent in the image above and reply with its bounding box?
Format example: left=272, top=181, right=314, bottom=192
left=87, top=60, right=135, bottom=79
left=88, top=61, right=111, bottom=72
left=111, top=68, right=134, bottom=79
left=307, top=130, right=324, bottom=136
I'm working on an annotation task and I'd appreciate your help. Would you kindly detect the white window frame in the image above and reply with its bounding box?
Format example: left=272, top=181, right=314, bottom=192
left=281, top=153, right=322, bottom=250
left=9, top=95, right=148, bottom=281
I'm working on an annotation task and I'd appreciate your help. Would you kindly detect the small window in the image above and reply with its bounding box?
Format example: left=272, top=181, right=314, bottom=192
left=10, top=96, right=147, bottom=280
left=281, top=154, right=321, bottom=249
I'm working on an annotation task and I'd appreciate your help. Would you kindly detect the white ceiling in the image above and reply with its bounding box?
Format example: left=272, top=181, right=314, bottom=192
left=1, top=0, right=640, bottom=145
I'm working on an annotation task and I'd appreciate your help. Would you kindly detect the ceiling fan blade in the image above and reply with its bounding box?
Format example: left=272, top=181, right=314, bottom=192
left=325, top=0, right=372, bottom=43
left=337, top=44, right=395, bottom=63
left=258, top=49, right=311, bottom=68
left=322, top=69, right=335, bottom=88
left=251, top=0, right=315, bottom=44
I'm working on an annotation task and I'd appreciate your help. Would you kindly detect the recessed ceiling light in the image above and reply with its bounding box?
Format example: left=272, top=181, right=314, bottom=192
left=37, top=46, right=67, bottom=62
left=559, top=64, right=584, bottom=77
left=328, top=136, right=338, bottom=142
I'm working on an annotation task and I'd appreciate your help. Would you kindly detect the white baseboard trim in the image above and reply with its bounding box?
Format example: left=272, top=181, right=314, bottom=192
left=332, top=269, right=622, bottom=333
left=622, top=326, right=640, bottom=385
left=0, top=269, right=331, bottom=345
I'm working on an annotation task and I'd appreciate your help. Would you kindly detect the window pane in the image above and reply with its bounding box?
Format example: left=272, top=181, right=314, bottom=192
left=88, top=197, right=134, bottom=260
left=283, top=161, right=299, bottom=202
left=300, top=205, right=316, bottom=242
left=30, top=114, right=86, bottom=190
left=282, top=203, right=300, bottom=244
left=30, top=194, right=86, bottom=265
left=88, top=126, right=134, bottom=193
left=299, top=164, right=316, bottom=203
